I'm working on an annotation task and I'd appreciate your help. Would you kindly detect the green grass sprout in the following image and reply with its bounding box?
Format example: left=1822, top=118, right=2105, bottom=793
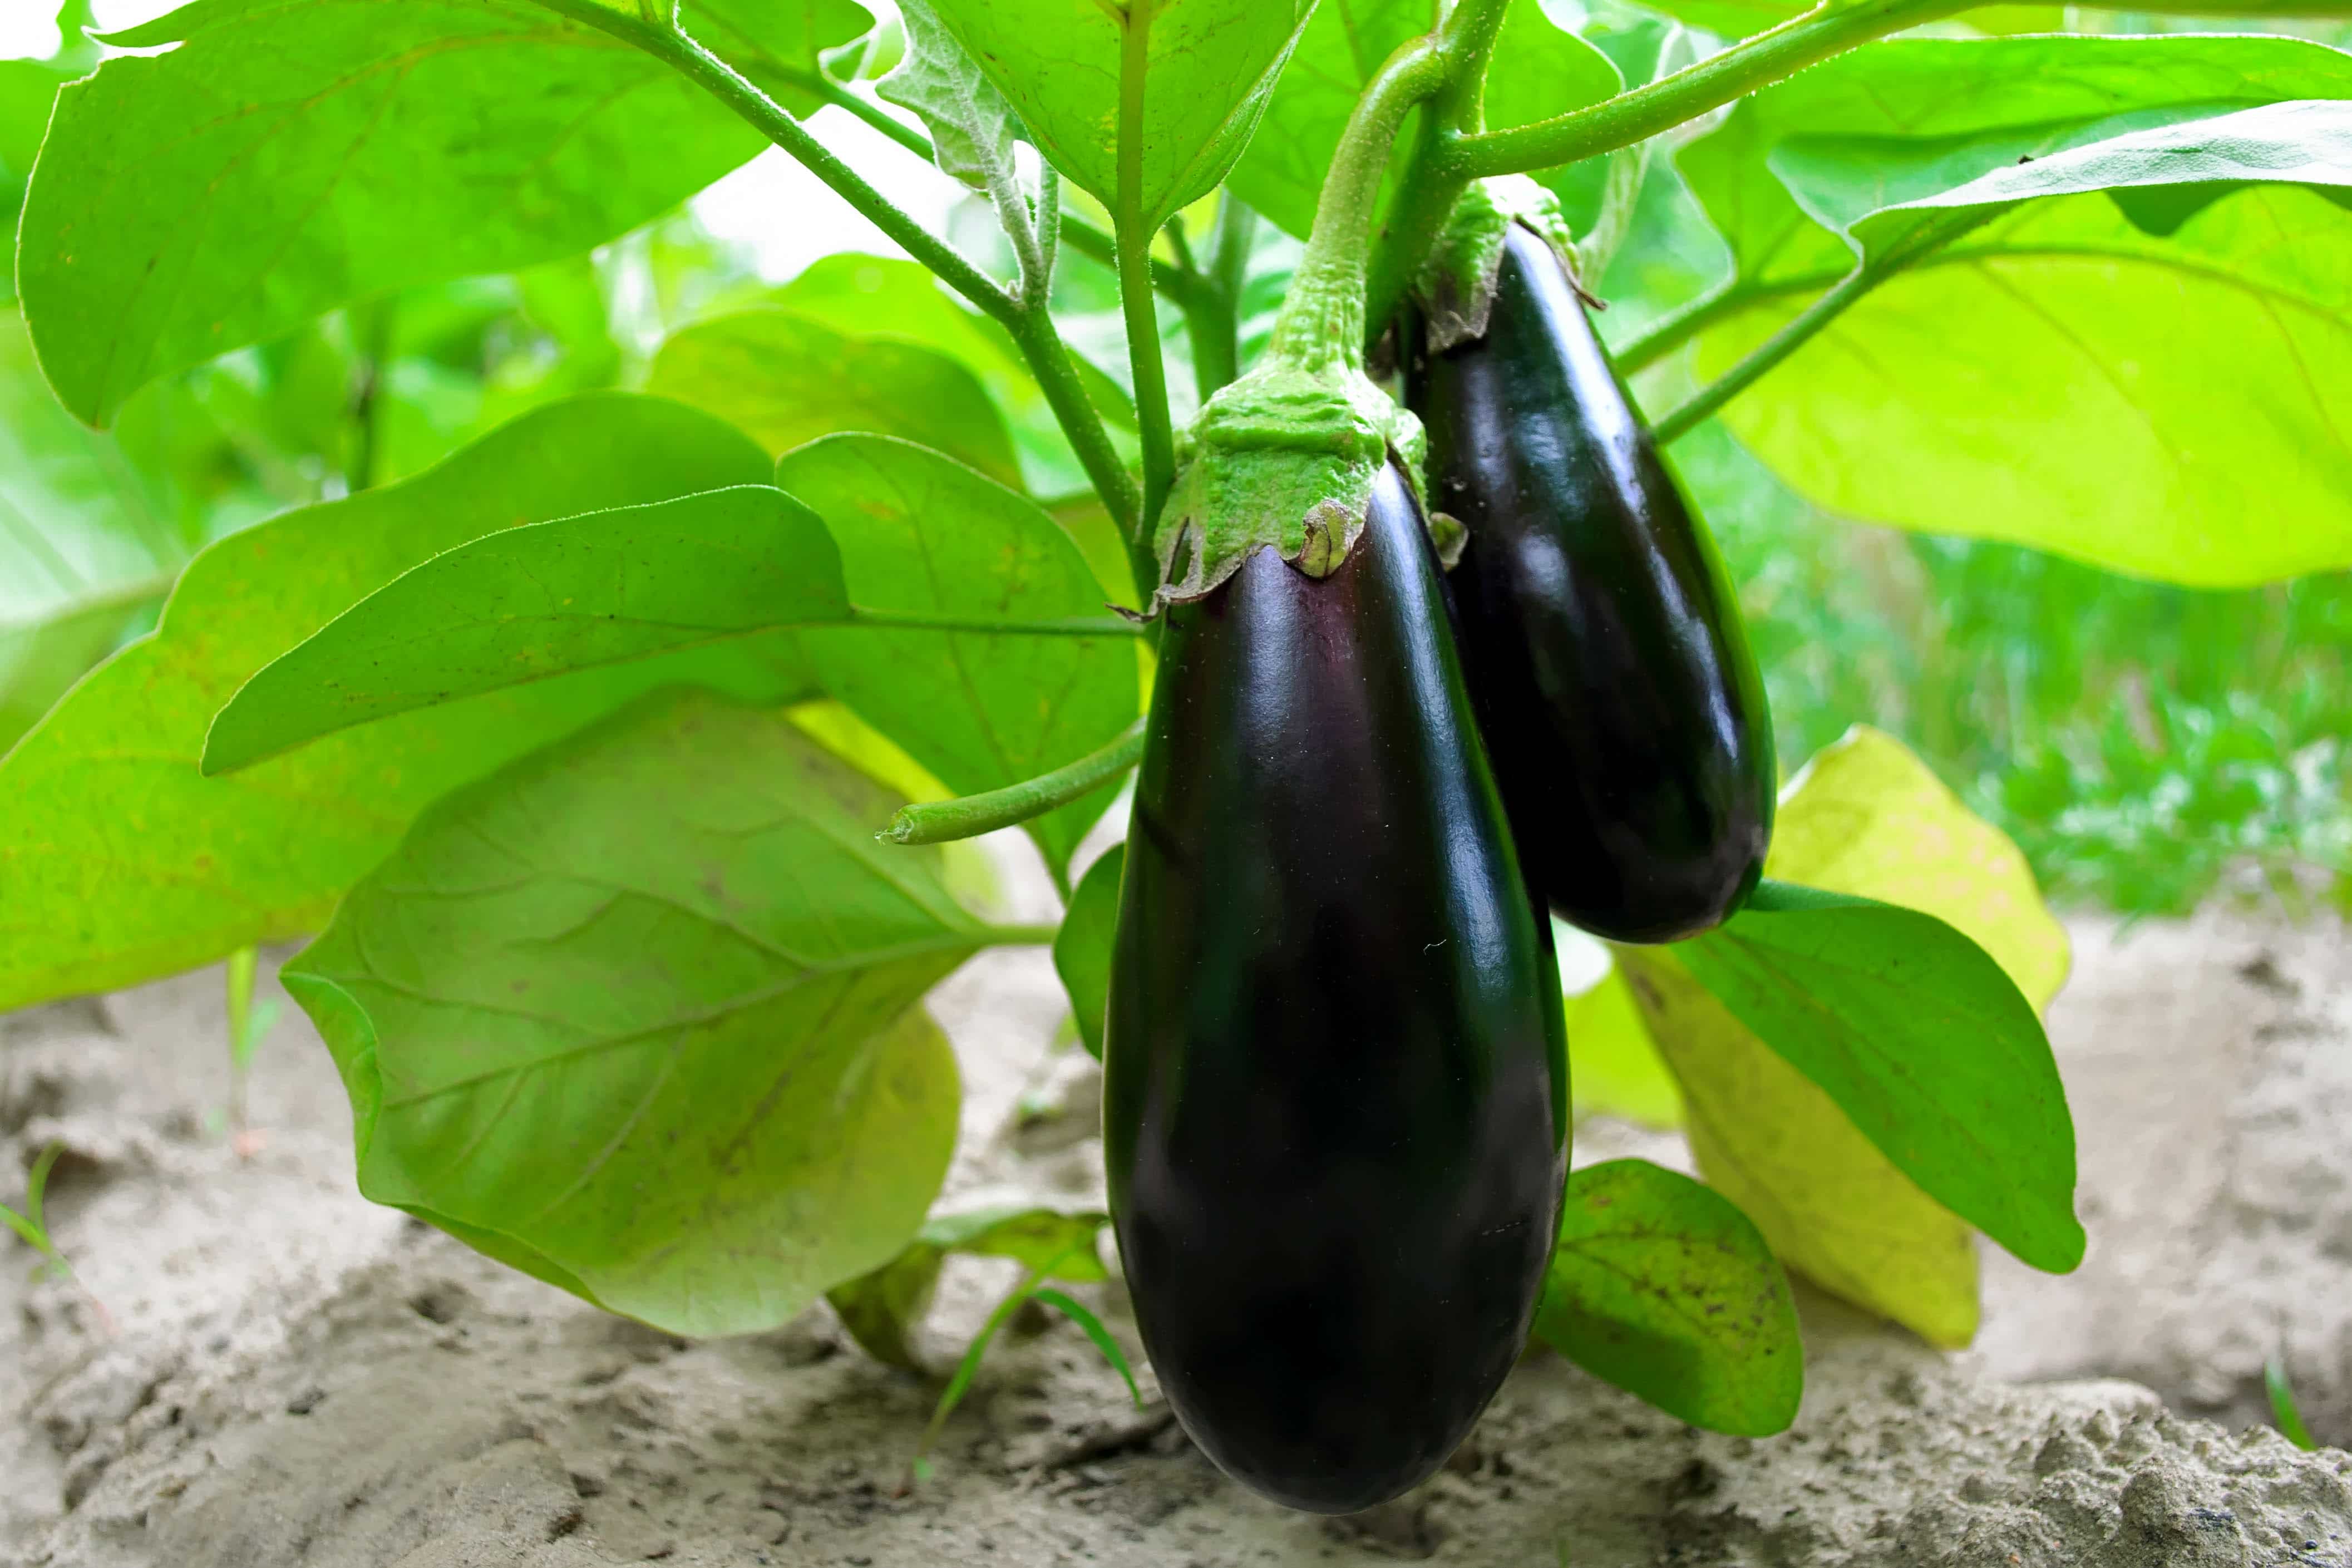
left=2267, top=1355, right=2321, bottom=1451
left=3, top=1141, right=114, bottom=1335
left=224, top=945, right=281, bottom=1157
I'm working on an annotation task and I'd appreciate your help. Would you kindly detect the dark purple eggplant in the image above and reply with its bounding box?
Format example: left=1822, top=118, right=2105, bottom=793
left=1103, top=461, right=1567, bottom=1514
left=1408, top=223, right=1774, bottom=943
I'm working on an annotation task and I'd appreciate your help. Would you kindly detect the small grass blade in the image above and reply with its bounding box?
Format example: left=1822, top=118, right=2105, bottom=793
left=1, top=1202, right=50, bottom=1257
left=1030, top=1286, right=1142, bottom=1409
left=2267, top=1355, right=2321, bottom=1451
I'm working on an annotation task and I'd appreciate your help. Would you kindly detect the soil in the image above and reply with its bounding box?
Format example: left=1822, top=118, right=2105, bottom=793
left=6, top=864, right=2352, bottom=1567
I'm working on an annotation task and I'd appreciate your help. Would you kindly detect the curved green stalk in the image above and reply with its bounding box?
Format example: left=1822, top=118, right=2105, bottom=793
left=813, top=74, right=935, bottom=161
left=534, top=1, right=1141, bottom=541
left=1366, top=0, right=1961, bottom=336
left=881, top=719, right=1146, bottom=846
left=1113, top=3, right=1177, bottom=538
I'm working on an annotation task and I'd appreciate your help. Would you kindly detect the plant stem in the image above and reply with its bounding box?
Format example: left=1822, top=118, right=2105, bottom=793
left=847, top=608, right=1145, bottom=638
left=814, top=74, right=934, bottom=161
left=882, top=721, right=1145, bottom=846
left=1061, top=213, right=1204, bottom=312
left=1366, top=0, right=1960, bottom=336
left=1652, top=210, right=1989, bottom=443
left=543, top=2, right=1137, bottom=535
left=1113, top=4, right=1177, bottom=540
left=1454, top=0, right=1959, bottom=179
left=1268, top=37, right=1449, bottom=372
left=1184, top=196, right=1255, bottom=400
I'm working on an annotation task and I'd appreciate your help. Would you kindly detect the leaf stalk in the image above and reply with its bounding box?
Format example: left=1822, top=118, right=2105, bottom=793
left=884, top=719, right=1146, bottom=847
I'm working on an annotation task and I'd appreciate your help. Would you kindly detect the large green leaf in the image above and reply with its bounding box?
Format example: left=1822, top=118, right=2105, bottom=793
left=0, top=312, right=184, bottom=752
left=285, top=689, right=970, bottom=1338
left=1672, top=34, right=2352, bottom=585
left=1534, top=1159, right=1801, bottom=1437
left=828, top=1200, right=1110, bottom=1369
left=201, top=486, right=853, bottom=773
left=761, top=254, right=1137, bottom=502
left=1678, top=882, right=2082, bottom=1273
left=0, top=395, right=811, bottom=1011
left=18, top=0, right=867, bottom=426
left=645, top=310, right=1023, bottom=488
left=780, top=436, right=1140, bottom=881
left=923, top=0, right=1316, bottom=227
left=880, top=0, right=1018, bottom=188
left=1052, top=844, right=1124, bottom=1059
left=1622, top=726, right=2074, bottom=1347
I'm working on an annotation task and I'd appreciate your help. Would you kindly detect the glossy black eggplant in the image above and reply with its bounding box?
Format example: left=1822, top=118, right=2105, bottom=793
left=1407, top=223, right=1774, bottom=944
left=1103, top=463, right=1568, bottom=1515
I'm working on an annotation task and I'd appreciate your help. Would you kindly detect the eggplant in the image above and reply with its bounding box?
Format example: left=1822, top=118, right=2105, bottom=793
left=1407, top=222, right=1774, bottom=944
left=1103, top=461, right=1567, bottom=1514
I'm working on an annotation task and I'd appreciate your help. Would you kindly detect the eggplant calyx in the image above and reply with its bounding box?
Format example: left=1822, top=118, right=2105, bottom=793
left=1412, top=176, right=1584, bottom=353
left=1150, top=362, right=1427, bottom=609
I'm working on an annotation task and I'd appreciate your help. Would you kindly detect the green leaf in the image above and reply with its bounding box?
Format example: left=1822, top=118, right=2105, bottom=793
left=646, top=309, right=1024, bottom=490
left=1673, top=34, right=2352, bottom=586
left=1223, top=0, right=1432, bottom=241
left=1677, top=882, right=2082, bottom=1274
left=923, top=0, right=1316, bottom=227
left=0, top=395, right=812, bottom=1012
left=766, top=254, right=1137, bottom=503
left=1052, top=844, right=1124, bottom=1060
left=692, top=0, right=877, bottom=109
left=1534, top=1158, right=1801, bottom=1437
left=1225, top=0, right=1618, bottom=242
left=0, top=311, right=188, bottom=752
left=1556, top=938, right=1681, bottom=1128
left=881, top=0, right=1018, bottom=188
left=19, top=0, right=866, bottom=426
left=202, top=486, right=852, bottom=773
left=285, top=689, right=972, bottom=1338
left=0, top=58, right=62, bottom=264
left=780, top=436, right=1140, bottom=881
left=1030, top=1287, right=1145, bottom=1407
left=827, top=1199, right=1108, bottom=1369
left=1623, top=726, right=2075, bottom=1347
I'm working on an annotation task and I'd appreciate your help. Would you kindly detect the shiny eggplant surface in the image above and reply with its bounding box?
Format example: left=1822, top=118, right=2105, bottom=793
left=1408, top=223, right=1773, bottom=943
left=1103, top=463, right=1567, bottom=1515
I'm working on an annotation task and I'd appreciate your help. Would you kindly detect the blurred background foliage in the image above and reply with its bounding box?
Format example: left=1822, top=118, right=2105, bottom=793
left=3, top=1, right=2348, bottom=920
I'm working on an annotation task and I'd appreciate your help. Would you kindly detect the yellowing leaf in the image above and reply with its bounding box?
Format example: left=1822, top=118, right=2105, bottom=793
left=1768, top=724, right=2068, bottom=1007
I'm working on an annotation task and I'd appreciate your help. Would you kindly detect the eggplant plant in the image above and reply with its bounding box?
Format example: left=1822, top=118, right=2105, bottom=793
left=2, top=0, right=2349, bottom=1511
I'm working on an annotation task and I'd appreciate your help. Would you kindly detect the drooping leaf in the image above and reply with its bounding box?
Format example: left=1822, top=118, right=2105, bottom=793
left=1053, top=844, right=1125, bottom=1059
left=1678, top=882, right=2082, bottom=1273
left=1534, top=1158, right=1802, bottom=1436
left=881, top=0, right=1018, bottom=188
left=18, top=0, right=867, bottom=425
left=647, top=310, right=1023, bottom=488
left=202, top=486, right=853, bottom=773
left=828, top=1199, right=1109, bottom=1368
left=780, top=436, right=1140, bottom=881
left=1623, top=726, right=2075, bottom=1347
left=922, top=0, right=1316, bottom=227
left=0, top=396, right=809, bottom=1012
left=285, top=689, right=970, bottom=1338
left=1672, top=34, right=2352, bottom=585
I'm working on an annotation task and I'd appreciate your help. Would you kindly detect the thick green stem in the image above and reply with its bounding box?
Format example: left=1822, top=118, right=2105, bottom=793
left=1113, top=4, right=1177, bottom=538
left=881, top=719, right=1145, bottom=846
left=1366, top=0, right=1960, bottom=336
left=543, top=4, right=1140, bottom=544
left=1453, top=0, right=1960, bottom=178
left=1061, top=212, right=1205, bottom=313
left=1267, top=37, right=1449, bottom=372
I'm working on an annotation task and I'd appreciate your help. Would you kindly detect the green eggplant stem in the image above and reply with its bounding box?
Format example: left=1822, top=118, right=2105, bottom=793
left=882, top=720, right=1146, bottom=847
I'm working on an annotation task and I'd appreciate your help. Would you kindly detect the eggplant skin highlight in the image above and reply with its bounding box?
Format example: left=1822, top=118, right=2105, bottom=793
left=1410, top=221, right=1774, bottom=944
left=1103, top=461, right=1569, bottom=1515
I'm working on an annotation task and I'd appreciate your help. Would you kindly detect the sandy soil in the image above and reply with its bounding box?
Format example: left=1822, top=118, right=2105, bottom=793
left=6, top=870, right=2352, bottom=1566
